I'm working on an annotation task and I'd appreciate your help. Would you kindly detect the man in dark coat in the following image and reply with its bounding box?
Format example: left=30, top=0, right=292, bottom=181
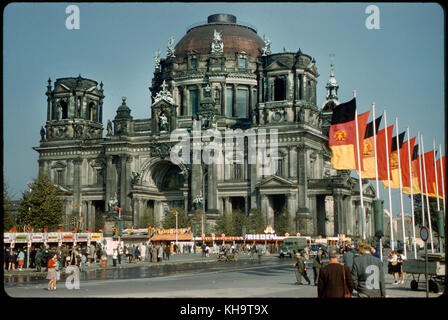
left=318, top=248, right=354, bottom=298
left=312, top=249, right=323, bottom=285
left=293, top=252, right=311, bottom=285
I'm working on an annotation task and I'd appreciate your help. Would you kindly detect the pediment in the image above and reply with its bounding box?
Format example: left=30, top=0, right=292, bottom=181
left=51, top=161, right=66, bottom=169
left=257, top=175, right=295, bottom=188
left=266, top=60, right=290, bottom=71
left=54, top=84, right=71, bottom=93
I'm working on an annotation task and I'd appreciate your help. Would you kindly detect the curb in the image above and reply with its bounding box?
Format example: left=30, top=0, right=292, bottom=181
left=4, top=255, right=281, bottom=278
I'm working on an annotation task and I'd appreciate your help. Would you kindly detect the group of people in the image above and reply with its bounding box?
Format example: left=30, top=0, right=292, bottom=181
left=4, top=243, right=106, bottom=274
left=293, top=240, right=388, bottom=298
left=387, top=249, right=407, bottom=284
left=111, top=242, right=177, bottom=266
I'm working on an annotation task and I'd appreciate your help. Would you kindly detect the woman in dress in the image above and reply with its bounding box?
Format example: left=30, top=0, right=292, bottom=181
left=46, top=254, right=58, bottom=291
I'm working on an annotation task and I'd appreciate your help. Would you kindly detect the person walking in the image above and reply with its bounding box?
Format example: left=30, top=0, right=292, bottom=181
left=351, top=240, right=387, bottom=298
left=397, top=249, right=406, bottom=284
left=17, top=248, right=25, bottom=270
left=151, top=245, right=157, bottom=263
left=388, top=250, right=400, bottom=284
left=157, top=245, right=163, bottom=262
left=118, top=245, right=123, bottom=264
left=112, top=248, right=118, bottom=267
left=312, top=249, right=323, bottom=285
left=89, top=244, right=96, bottom=264
left=317, top=248, right=354, bottom=298
left=342, top=246, right=355, bottom=271
left=46, top=254, right=58, bottom=291
left=293, top=252, right=311, bottom=285
left=80, top=254, right=87, bottom=272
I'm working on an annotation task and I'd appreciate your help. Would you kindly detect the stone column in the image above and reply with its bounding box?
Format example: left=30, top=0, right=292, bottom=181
left=154, top=200, right=162, bottom=227
left=261, top=195, right=269, bottom=226
left=181, top=86, right=188, bottom=116
left=232, top=84, right=237, bottom=117
left=105, top=156, right=114, bottom=212
left=333, top=194, right=343, bottom=236
left=225, top=197, right=232, bottom=215
left=221, top=82, right=226, bottom=115
left=249, top=85, right=254, bottom=119
left=287, top=193, right=297, bottom=234
left=73, top=158, right=83, bottom=217
left=207, top=164, right=216, bottom=210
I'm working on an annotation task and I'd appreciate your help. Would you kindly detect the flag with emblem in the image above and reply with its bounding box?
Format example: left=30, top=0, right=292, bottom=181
left=398, top=137, right=416, bottom=190
left=382, top=132, right=405, bottom=189
left=328, top=98, right=370, bottom=170
left=422, top=150, right=437, bottom=197
left=359, top=116, right=382, bottom=178
left=403, top=144, right=421, bottom=194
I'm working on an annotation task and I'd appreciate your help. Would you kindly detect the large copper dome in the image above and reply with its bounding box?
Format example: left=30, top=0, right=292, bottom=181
left=175, top=14, right=265, bottom=58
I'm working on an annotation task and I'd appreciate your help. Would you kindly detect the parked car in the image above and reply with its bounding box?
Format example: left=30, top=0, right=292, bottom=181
left=309, top=244, right=328, bottom=257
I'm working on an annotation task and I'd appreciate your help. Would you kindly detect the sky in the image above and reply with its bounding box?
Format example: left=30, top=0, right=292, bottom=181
left=3, top=3, right=445, bottom=218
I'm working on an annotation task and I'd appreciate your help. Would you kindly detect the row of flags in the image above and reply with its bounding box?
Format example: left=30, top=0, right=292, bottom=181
left=329, top=97, right=445, bottom=199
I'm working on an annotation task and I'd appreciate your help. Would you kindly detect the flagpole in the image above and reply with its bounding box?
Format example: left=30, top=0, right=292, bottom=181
left=439, top=143, right=446, bottom=254
left=417, top=132, right=426, bottom=228
left=420, top=134, right=435, bottom=253
left=354, top=92, right=366, bottom=240
left=439, top=144, right=446, bottom=213
left=372, top=103, right=382, bottom=261
left=384, top=110, right=394, bottom=251
left=433, top=140, right=441, bottom=253
left=407, top=126, right=417, bottom=259
left=433, top=140, right=440, bottom=212
left=395, top=118, right=407, bottom=258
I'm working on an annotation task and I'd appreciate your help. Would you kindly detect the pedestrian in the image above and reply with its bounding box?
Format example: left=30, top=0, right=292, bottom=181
left=397, top=249, right=406, bottom=284
left=342, top=246, right=355, bottom=271
left=293, top=252, right=311, bottom=285
left=55, top=257, right=62, bottom=286
left=312, top=249, right=323, bottom=286
left=35, top=248, right=43, bottom=272
left=5, top=247, right=11, bottom=271
left=46, top=254, right=58, bottom=291
left=140, top=243, right=146, bottom=262
left=165, top=244, right=170, bottom=260
left=80, top=254, right=87, bottom=272
left=201, top=243, right=206, bottom=257
left=388, top=250, right=400, bottom=284
left=118, top=245, right=123, bottom=264
left=351, top=240, right=387, bottom=298
left=257, top=244, right=263, bottom=264
left=317, top=248, right=354, bottom=298
left=157, top=245, right=163, bottom=262
left=112, top=248, right=118, bottom=267
left=8, top=250, right=15, bottom=271
left=132, top=245, right=136, bottom=262
left=17, top=248, right=25, bottom=270
left=151, top=245, right=157, bottom=263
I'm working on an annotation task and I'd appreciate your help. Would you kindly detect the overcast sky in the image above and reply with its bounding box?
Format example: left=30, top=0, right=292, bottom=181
left=3, top=3, right=444, bottom=217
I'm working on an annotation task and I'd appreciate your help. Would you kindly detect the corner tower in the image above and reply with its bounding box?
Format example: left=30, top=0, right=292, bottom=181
left=44, top=75, right=104, bottom=141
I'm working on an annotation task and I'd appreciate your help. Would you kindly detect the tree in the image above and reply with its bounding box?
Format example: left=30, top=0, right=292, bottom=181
left=214, top=212, right=233, bottom=235
left=412, top=194, right=438, bottom=232
left=274, top=207, right=290, bottom=236
left=3, top=182, right=15, bottom=231
left=17, top=174, right=63, bottom=231
left=230, top=210, right=248, bottom=236
left=162, top=207, right=189, bottom=229
left=247, top=208, right=265, bottom=234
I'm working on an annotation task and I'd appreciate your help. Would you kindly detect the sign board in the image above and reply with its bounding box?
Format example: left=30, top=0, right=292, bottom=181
left=4, top=233, right=11, bottom=243
left=15, top=233, right=29, bottom=243
left=46, top=233, right=60, bottom=242
left=420, top=226, right=429, bottom=242
left=31, top=233, right=44, bottom=242
left=90, top=233, right=102, bottom=241
left=62, top=233, right=74, bottom=242
left=76, top=233, right=89, bottom=242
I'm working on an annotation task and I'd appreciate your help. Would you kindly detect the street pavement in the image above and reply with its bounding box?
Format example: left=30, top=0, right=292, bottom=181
left=4, top=252, right=443, bottom=298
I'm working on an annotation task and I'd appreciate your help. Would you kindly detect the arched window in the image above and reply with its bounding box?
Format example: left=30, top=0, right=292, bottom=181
left=60, top=100, right=68, bottom=119
left=88, top=102, right=95, bottom=121
left=274, top=78, right=286, bottom=101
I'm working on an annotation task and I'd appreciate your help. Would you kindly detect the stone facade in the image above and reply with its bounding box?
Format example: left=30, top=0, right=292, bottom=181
left=34, top=14, right=375, bottom=237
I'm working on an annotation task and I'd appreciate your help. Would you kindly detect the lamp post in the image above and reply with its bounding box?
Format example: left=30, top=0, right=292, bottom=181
left=202, top=171, right=208, bottom=236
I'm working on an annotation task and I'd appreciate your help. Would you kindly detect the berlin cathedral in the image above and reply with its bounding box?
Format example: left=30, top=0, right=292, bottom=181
left=34, top=14, right=376, bottom=237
